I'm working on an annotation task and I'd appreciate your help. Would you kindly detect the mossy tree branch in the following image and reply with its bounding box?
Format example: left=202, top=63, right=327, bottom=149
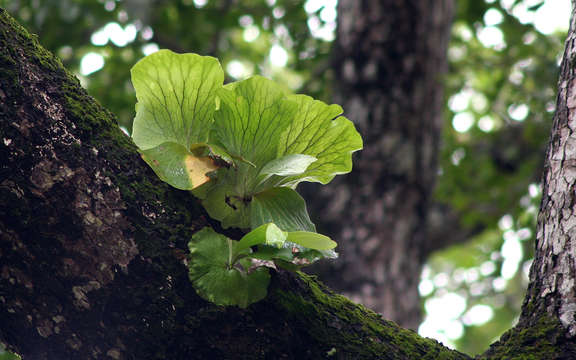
left=0, top=9, right=469, bottom=360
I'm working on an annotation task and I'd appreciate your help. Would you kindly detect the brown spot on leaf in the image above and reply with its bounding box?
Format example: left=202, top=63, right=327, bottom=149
left=184, top=155, right=219, bottom=188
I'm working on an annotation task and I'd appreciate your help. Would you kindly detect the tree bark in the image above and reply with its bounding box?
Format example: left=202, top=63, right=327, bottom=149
left=0, top=9, right=471, bottom=360
left=523, top=8, right=576, bottom=337
left=304, top=0, right=454, bottom=330
left=480, top=3, right=576, bottom=359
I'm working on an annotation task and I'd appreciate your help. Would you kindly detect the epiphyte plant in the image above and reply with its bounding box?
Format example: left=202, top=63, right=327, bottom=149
left=130, top=50, right=363, bottom=307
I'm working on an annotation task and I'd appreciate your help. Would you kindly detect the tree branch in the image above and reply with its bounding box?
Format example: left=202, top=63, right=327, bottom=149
left=0, top=9, right=468, bottom=359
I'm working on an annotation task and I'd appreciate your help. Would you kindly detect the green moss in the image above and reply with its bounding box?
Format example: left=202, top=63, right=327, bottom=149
left=479, top=314, right=573, bottom=359
left=1, top=9, right=119, bottom=141
left=0, top=9, right=63, bottom=76
left=0, top=14, right=22, bottom=96
left=1, top=9, right=204, bottom=260
left=272, top=273, right=470, bottom=359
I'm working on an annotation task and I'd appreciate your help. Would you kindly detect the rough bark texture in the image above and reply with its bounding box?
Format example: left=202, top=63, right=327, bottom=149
left=0, top=9, right=471, bottom=360
left=480, top=3, right=576, bottom=359
left=522, top=0, right=576, bottom=338
left=304, top=0, right=454, bottom=330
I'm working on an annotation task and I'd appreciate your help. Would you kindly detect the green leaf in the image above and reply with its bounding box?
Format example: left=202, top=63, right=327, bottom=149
left=235, top=223, right=287, bottom=255
left=192, top=265, right=270, bottom=308
left=206, top=142, right=234, bottom=166
left=188, top=228, right=270, bottom=308
left=250, top=245, right=295, bottom=262
left=201, top=181, right=252, bottom=229
left=296, top=248, right=338, bottom=262
left=129, top=54, right=357, bottom=267
left=131, top=50, right=224, bottom=150
left=286, top=231, right=337, bottom=250
left=204, top=138, right=256, bottom=168
left=140, top=142, right=218, bottom=190
left=251, top=187, right=316, bottom=232
left=211, top=76, right=299, bottom=167
left=260, top=154, right=317, bottom=177
left=277, top=95, right=363, bottom=185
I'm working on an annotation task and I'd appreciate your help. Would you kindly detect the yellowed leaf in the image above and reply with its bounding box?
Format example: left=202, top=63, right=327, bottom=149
left=185, top=155, right=219, bottom=188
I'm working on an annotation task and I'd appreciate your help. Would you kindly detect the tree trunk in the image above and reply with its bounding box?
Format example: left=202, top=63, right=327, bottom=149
left=524, top=11, right=576, bottom=338
left=304, top=0, right=454, bottom=330
left=481, top=3, right=576, bottom=359
left=0, top=8, right=470, bottom=360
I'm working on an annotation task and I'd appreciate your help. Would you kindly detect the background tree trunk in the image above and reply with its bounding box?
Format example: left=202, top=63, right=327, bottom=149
left=0, top=9, right=469, bottom=360
left=305, top=0, right=454, bottom=330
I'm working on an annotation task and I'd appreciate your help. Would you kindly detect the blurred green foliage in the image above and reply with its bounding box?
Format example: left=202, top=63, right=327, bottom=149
left=0, top=0, right=567, bottom=356
left=425, top=0, right=566, bottom=355
left=2, top=0, right=331, bottom=133
left=0, top=345, right=19, bottom=360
